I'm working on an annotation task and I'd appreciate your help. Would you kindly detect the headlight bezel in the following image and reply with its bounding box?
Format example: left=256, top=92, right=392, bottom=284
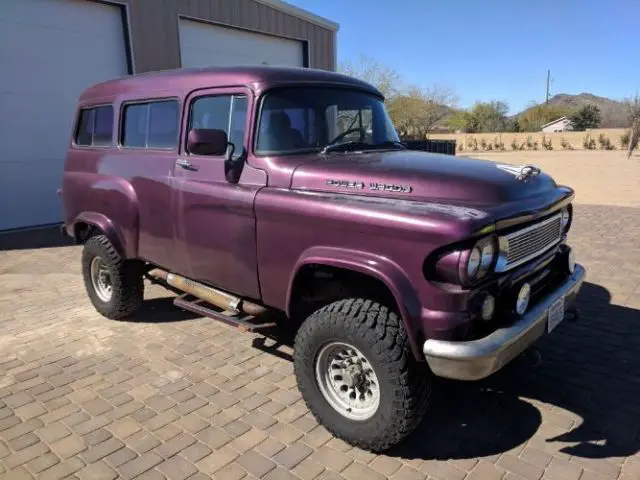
left=561, top=204, right=573, bottom=233
left=459, top=235, right=498, bottom=285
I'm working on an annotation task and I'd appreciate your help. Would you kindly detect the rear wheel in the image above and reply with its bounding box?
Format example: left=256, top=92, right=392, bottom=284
left=81, top=234, right=143, bottom=319
left=293, top=298, right=431, bottom=452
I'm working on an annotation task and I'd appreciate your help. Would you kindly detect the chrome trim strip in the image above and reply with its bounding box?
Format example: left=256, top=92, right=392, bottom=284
left=423, top=264, right=585, bottom=380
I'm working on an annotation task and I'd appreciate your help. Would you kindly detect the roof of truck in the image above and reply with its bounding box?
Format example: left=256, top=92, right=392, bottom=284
left=79, top=65, right=382, bottom=102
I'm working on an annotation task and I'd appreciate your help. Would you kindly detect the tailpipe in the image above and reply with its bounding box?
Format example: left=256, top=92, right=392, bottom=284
left=148, top=268, right=267, bottom=316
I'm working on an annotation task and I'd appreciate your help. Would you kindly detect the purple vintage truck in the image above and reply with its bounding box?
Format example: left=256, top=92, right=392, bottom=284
left=61, top=66, right=585, bottom=452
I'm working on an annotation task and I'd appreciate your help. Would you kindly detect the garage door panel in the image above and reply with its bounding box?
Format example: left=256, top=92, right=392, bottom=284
left=179, top=19, right=304, bottom=68
left=1, top=0, right=123, bottom=35
left=0, top=0, right=128, bottom=230
left=0, top=161, right=64, bottom=230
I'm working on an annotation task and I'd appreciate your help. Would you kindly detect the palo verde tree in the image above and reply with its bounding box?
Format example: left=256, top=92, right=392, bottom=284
left=625, top=94, right=640, bottom=158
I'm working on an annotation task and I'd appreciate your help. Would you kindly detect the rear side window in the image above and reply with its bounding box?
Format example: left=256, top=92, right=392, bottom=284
left=75, top=105, right=114, bottom=147
left=121, top=100, right=179, bottom=149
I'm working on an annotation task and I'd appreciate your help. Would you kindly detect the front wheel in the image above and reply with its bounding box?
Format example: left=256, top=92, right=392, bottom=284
left=81, top=234, right=144, bottom=320
left=293, top=298, right=431, bottom=452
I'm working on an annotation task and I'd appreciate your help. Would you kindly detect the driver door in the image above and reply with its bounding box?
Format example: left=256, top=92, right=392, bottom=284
left=172, top=87, right=262, bottom=299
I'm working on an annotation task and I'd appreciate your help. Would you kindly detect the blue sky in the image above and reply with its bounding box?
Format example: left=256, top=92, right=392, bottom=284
left=289, top=0, right=640, bottom=113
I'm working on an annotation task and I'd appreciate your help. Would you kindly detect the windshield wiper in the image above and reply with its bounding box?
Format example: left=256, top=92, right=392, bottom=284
left=320, top=141, right=370, bottom=154
left=373, top=140, right=407, bottom=150
left=320, top=140, right=407, bottom=155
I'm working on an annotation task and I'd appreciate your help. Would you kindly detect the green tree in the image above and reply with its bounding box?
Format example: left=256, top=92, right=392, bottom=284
left=448, top=101, right=509, bottom=133
left=569, top=105, right=601, bottom=131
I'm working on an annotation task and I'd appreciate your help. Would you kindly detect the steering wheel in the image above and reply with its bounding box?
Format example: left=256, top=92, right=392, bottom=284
left=327, top=127, right=367, bottom=146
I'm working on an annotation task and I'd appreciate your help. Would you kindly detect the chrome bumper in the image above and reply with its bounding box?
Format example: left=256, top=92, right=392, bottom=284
left=423, top=264, right=586, bottom=381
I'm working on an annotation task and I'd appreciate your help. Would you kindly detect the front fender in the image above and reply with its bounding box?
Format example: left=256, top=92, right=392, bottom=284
left=287, top=246, right=424, bottom=360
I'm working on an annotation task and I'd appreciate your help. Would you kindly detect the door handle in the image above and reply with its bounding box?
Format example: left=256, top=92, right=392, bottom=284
left=176, top=158, right=199, bottom=171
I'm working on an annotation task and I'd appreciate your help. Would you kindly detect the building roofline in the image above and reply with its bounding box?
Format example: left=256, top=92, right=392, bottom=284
left=540, top=116, right=570, bottom=129
left=253, top=0, right=339, bottom=31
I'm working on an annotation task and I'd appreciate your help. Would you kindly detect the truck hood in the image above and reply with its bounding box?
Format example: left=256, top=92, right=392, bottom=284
left=290, top=150, right=558, bottom=206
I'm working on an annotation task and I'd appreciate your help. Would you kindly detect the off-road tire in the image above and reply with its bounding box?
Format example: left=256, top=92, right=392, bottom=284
left=293, top=298, right=431, bottom=452
left=81, top=234, right=144, bottom=320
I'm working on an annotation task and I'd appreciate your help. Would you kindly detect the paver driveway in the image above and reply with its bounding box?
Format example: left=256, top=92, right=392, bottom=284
left=0, top=204, right=639, bottom=480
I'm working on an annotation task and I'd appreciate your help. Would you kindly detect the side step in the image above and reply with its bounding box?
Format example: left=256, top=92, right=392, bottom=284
left=174, top=294, right=277, bottom=332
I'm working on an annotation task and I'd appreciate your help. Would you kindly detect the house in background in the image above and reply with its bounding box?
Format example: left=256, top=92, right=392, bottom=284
left=0, top=0, right=338, bottom=231
left=541, top=116, right=574, bottom=133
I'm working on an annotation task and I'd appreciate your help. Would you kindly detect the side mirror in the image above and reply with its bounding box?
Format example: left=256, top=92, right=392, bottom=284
left=187, top=128, right=229, bottom=156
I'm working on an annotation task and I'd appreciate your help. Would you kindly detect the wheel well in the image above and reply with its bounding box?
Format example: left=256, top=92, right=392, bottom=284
left=73, top=222, right=95, bottom=243
left=288, top=264, right=399, bottom=322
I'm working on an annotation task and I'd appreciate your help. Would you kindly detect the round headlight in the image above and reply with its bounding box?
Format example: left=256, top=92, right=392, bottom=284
left=467, top=247, right=482, bottom=278
left=516, top=283, right=531, bottom=315
left=561, top=207, right=570, bottom=229
left=481, top=294, right=495, bottom=321
left=480, top=241, right=495, bottom=270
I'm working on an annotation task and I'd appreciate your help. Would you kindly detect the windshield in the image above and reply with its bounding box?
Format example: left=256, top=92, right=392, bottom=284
left=255, top=87, right=400, bottom=155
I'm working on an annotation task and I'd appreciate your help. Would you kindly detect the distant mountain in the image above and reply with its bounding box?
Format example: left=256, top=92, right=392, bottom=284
left=516, top=93, right=629, bottom=128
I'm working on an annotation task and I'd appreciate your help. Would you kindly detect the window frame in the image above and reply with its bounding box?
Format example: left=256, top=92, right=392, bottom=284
left=185, top=92, right=250, bottom=158
left=72, top=104, right=115, bottom=149
left=118, top=97, right=181, bottom=152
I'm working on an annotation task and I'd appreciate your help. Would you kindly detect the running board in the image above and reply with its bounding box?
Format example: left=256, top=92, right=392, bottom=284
left=174, top=295, right=277, bottom=332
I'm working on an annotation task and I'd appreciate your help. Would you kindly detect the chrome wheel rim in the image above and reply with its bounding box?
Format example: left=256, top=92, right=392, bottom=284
left=90, top=257, right=113, bottom=302
left=315, top=341, right=380, bottom=421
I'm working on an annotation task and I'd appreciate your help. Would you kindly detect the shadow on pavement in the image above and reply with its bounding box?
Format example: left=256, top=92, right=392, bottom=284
left=252, top=281, right=640, bottom=462
left=0, top=225, right=73, bottom=251
left=129, top=297, right=202, bottom=323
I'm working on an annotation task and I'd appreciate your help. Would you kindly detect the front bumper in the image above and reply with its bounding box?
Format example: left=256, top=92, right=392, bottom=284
left=422, top=263, right=586, bottom=380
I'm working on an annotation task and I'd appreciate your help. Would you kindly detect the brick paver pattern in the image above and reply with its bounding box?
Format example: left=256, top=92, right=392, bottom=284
left=0, top=203, right=639, bottom=479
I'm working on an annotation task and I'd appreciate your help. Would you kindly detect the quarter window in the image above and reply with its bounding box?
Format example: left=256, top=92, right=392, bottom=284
left=189, top=95, right=247, bottom=157
left=121, top=100, right=179, bottom=149
left=75, top=105, right=114, bottom=147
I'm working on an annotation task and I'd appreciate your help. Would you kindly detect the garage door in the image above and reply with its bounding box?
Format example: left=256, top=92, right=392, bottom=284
left=179, top=19, right=304, bottom=69
left=0, top=0, right=129, bottom=231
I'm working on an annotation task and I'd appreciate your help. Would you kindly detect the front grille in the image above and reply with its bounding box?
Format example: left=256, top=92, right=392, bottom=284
left=496, top=213, right=563, bottom=272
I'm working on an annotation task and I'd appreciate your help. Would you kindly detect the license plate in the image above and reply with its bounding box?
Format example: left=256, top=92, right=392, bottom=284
left=547, top=296, right=565, bottom=333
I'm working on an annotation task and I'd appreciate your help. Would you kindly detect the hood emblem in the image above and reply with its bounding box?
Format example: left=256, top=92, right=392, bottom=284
left=496, top=164, right=542, bottom=182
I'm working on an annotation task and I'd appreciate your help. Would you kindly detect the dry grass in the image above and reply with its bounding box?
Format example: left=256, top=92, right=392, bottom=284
left=461, top=150, right=640, bottom=208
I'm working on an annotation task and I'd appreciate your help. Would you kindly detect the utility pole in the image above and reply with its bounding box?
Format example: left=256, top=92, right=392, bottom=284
left=546, top=69, right=551, bottom=104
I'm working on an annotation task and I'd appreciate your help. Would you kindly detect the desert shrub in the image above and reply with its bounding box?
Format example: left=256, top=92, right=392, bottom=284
left=560, top=138, right=573, bottom=150
left=598, top=133, right=615, bottom=150
left=511, top=138, right=519, bottom=150
left=621, top=131, right=630, bottom=148
left=583, top=135, right=596, bottom=150
left=457, top=142, right=464, bottom=152
left=480, top=138, right=488, bottom=150
left=542, top=136, right=553, bottom=150
left=493, top=137, right=505, bottom=151
left=469, top=137, right=478, bottom=151
left=533, top=140, right=539, bottom=150
left=526, top=135, right=534, bottom=149
left=518, top=141, right=526, bottom=150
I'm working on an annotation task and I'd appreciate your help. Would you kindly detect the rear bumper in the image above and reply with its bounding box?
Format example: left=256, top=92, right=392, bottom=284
left=422, top=264, right=586, bottom=380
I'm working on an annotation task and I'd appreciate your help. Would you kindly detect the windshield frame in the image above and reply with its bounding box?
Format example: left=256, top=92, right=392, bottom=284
left=252, top=85, right=398, bottom=157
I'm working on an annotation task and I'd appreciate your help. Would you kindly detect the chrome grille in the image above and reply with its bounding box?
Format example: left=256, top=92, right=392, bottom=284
left=496, top=213, right=563, bottom=272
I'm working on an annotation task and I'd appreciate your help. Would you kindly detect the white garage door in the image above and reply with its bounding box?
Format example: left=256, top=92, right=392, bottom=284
left=0, top=0, right=129, bottom=231
left=179, top=19, right=304, bottom=69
